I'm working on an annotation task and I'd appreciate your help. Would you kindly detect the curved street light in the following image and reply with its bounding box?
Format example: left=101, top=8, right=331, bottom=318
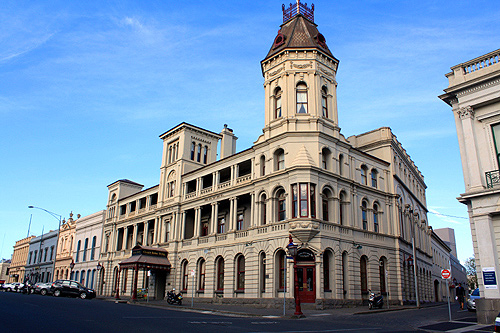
left=28, top=206, right=62, bottom=283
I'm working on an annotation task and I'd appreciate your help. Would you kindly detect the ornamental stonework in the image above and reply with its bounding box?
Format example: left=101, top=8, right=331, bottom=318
left=457, top=106, right=474, bottom=119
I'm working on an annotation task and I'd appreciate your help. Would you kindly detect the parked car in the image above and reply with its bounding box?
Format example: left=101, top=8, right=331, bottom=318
left=2, top=282, right=24, bottom=292
left=50, top=280, right=96, bottom=299
left=467, top=288, right=480, bottom=311
left=33, top=282, right=53, bottom=296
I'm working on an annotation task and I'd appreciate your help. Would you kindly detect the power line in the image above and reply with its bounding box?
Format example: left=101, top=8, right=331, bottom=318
left=428, top=211, right=469, bottom=220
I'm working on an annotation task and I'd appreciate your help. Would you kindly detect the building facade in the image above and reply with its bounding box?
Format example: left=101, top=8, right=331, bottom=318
left=431, top=231, right=452, bottom=302
left=440, top=48, right=500, bottom=324
left=0, top=259, right=11, bottom=282
left=25, top=230, right=58, bottom=283
left=99, top=2, right=434, bottom=307
left=54, top=212, right=77, bottom=281
left=72, top=210, right=105, bottom=291
left=8, top=236, right=34, bottom=283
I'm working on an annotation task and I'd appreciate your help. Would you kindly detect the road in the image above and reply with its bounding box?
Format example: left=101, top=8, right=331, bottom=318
left=0, top=292, right=478, bottom=332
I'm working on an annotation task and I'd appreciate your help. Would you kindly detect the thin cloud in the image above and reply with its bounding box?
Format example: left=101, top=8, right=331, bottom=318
left=428, top=208, right=463, bottom=225
left=0, top=33, right=55, bottom=63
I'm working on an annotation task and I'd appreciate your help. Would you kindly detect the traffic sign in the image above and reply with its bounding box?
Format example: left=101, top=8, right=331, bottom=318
left=441, top=269, right=451, bottom=279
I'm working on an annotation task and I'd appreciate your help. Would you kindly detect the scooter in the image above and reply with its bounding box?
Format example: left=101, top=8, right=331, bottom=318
left=368, top=289, right=383, bottom=309
left=167, top=289, right=183, bottom=305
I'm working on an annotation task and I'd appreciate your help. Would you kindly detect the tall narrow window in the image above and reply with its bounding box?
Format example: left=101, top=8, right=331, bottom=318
left=292, top=185, right=298, bottom=218
left=373, top=203, right=379, bottom=233
left=261, top=194, right=267, bottom=225
left=237, top=213, right=244, bottom=231
left=339, top=154, right=344, bottom=176
left=310, top=184, right=316, bottom=218
left=339, top=192, right=345, bottom=225
left=322, top=148, right=331, bottom=170
left=91, top=236, right=96, bottom=260
left=83, top=238, right=88, bottom=262
left=217, top=216, right=226, bottom=234
left=278, top=251, right=285, bottom=289
left=197, top=143, right=202, bottom=162
left=236, top=255, right=245, bottom=290
left=360, top=256, right=368, bottom=293
left=181, top=260, right=188, bottom=291
left=198, top=259, right=206, bottom=291
left=203, top=146, right=208, bottom=164
left=379, top=257, right=386, bottom=293
left=277, top=189, right=286, bottom=221
left=371, top=169, right=378, bottom=188
left=76, top=240, right=81, bottom=262
left=274, top=87, right=282, bottom=118
left=322, top=196, right=329, bottom=221
left=361, top=165, right=368, bottom=185
left=190, top=142, right=195, bottom=160
left=323, top=251, right=331, bottom=291
left=322, top=86, right=328, bottom=117
left=201, top=220, right=209, bottom=236
left=362, top=201, right=368, bottom=230
left=296, top=83, right=308, bottom=113
left=260, top=252, right=266, bottom=293
left=50, top=246, right=54, bottom=260
left=216, top=257, right=224, bottom=291
left=275, top=149, right=285, bottom=171
left=299, top=183, right=309, bottom=217
left=260, top=155, right=266, bottom=176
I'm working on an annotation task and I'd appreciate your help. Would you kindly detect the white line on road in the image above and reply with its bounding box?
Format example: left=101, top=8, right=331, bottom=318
left=310, top=313, right=332, bottom=316
left=251, top=321, right=279, bottom=324
left=249, top=328, right=382, bottom=333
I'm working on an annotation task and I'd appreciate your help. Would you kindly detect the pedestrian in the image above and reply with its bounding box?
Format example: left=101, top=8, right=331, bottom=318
left=456, top=283, right=465, bottom=310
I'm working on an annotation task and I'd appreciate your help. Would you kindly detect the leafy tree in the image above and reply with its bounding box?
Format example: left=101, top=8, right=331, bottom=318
left=464, top=256, right=477, bottom=290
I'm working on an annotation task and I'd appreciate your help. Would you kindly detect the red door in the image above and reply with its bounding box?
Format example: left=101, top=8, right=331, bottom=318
left=296, top=265, right=315, bottom=303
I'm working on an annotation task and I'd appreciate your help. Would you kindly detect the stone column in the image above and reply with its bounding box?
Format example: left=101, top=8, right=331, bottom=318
left=132, top=224, right=137, bottom=247
left=193, top=207, right=201, bottom=237
left=123, top=227, right=129, bottom=249
left=179, top=212, right=186, bottom=240
left=143, top=222, right=149, bottom=246
left=250, top=192, right=255, bottom=228
left=211, top=203, right=219, bottom=235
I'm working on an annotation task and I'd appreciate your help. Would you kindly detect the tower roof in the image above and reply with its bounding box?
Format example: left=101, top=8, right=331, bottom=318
left=263, top=2, right=335, bottom=61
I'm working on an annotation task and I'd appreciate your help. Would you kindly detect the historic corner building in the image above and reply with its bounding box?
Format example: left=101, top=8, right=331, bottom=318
left=99, top=3, right=434, bottom=307
left=440, top=49, right=500, bottom=324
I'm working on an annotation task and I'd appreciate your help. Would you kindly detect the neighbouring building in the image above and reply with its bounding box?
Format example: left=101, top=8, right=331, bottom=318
left=434, top=228, right=467, bottom=292
left=54, top=212, right=78, bottom=281
left=439, top=48, right=500, bottom=324
left=8, top=236, right=35, bottom=283
left=0, top=259, right=11, bottom=282
left=431, top=231, right=452, bottom=302
left=72, top=210, right=105, bottom=291
left=99, top=2, right=435, bottom=307
left=25, top=229, right=58, bottom=283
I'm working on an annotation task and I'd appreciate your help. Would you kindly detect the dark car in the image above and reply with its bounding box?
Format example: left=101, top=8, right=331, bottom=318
left=33, top=282, right=53, bottom=295
left=50, top=280, right=96, bottom=299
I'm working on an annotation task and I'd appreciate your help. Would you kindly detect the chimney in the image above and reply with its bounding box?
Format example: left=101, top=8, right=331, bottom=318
left=220, top=124, right=237, bottom=159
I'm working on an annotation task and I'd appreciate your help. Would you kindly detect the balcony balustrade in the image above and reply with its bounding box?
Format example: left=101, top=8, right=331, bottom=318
left=486, top=170, right=500, bottom=188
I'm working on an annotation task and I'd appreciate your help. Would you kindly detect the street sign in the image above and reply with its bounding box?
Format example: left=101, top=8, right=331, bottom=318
left=441, top=269, right=451, bottom=279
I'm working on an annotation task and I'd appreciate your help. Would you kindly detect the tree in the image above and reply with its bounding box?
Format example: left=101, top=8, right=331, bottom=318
left=464, top=256, right=477, bottom=290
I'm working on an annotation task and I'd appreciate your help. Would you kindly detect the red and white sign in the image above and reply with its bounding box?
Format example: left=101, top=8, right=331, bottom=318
left=441, top=269, right=451, bottom=279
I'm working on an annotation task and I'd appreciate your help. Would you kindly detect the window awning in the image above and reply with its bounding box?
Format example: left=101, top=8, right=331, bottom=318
left=118, top=245, right=171, bottom=271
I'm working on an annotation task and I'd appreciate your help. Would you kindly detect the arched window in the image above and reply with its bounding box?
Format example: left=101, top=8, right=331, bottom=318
left=190, top=142, right=195, bottom=160
left=379, top=257, right=387, bottom=294
left=361, top=165, right=368, bottom=185
left=260, top=155, right=266, bottom=176
left=277, top=250, right=286, bottom=290
left=236, top=255, right=245, bottom=291
left=276, top=188, right=286, bottom=221
left=90, top=236, right=96, bottom=260
left=198, top=259, right=206, bottom=291
left=322, top=147, right=331, bottom=170
left=203, top=146, right=208, bottom=164
left=168, top=146, right=172, bottom=164
left=86, top=270, right=91, bottom=288
left=274, top=87, right=282, bottom=118
left=296, top=82, right=308, bottom=113
left=197, top=143, right=202, bottom=162
left=362, top=200, right=368, bottom=230
left=81, top=270, right=86, bottom=285
left=76, top=240, right=81, bottom=262
left=274, top=149, right=285, bottom=171
left=181, top=260, right=189, bottom=291
left=323, top=250, right=332, bottom=291
left=342, top=251, right=348, bottom=298
left=216, top=257, right=224, bottom=291
left=91, top=269, right=96, bottom=289
left=75, top=271, right=79, bottom=283
left=321, top=86, right=328, bottom=117
left=322, top=188, right=332, bottom=222
left=260, top=193, right=267, bottom=225
left=339, top=154, right=344, bottom=176
left=373, top=203, right=379, bottom=233
left=360, top=256, right=368, bottom=293
left=339, top=191, right=345, bottom=225
left=371, top=169, right=378, bottom=188
left=83, top=238, right=88, bottom=261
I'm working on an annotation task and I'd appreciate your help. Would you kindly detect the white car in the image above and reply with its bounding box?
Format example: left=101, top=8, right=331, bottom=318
left=2, top=282, right=24, bottom=292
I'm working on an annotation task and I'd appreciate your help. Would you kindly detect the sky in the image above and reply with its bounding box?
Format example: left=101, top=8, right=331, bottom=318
left=1, top=0, right=499, bottom=264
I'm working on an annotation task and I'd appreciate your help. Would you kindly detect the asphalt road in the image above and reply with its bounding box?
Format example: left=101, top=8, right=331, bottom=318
left=0, top=292, right=478, bottom=332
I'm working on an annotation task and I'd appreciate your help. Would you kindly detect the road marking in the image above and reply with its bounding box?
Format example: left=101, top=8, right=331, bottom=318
left=189, top=321, right=232, bottom=325
left=251, top=321, right=279, bottom=324
left=263, top=315, right=280, bottom=318
left=249, top=328, right=382, bottom=333
left=310, top=313, right=332, bottom=317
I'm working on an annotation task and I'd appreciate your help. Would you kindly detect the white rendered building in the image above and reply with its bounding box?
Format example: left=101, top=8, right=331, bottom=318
left=440, top=49, right=500, bottom=324
left=99, top=2, right=434, bottom=307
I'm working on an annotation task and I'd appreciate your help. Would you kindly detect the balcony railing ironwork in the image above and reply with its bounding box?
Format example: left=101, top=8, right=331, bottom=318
left=282, top=1, right=314, bottom=23
left=486, top=170, right=500, bottom=188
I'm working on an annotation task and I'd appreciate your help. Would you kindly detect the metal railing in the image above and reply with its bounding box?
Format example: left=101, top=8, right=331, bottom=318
left=486, top=170, right=500, bottom=188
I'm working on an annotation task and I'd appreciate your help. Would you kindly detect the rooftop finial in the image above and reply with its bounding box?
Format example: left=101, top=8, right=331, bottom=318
left=282, top=1, right=314, bottom=23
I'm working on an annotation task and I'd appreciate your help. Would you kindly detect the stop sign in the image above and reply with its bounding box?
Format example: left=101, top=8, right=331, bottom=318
left=441, top=269, right=451, bottom=279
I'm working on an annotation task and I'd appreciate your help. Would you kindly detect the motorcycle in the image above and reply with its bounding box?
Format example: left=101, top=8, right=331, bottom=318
left=167, top=289, right=183, bottom=305
left=368, top=289, right=383, bottom=309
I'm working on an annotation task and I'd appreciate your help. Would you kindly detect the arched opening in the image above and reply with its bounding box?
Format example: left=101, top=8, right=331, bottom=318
left=322, top=147, right=331, bottom=170
left=360, top=256, right=368, bottom=295
left=236, top=255, right=245, bottom=291
left=274, top=87, right=282, bottom=118
left=296, top=82, right=308, bottom=113
left=321, top=86, right=328, bottom=117
left=274, top=148, right=285, bottom=171
left=215, top=256, right=224, bottom=291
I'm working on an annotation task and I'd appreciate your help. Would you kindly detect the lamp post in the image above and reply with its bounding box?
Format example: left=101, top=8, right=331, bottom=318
left=28, top=206, right=62, bottom=283
left=286, top=235, right=304, bottom=318
left=69, top=260, right=75, bottom=280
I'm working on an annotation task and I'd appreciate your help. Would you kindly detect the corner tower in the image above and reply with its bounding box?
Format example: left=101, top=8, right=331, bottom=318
left=260, top=1, right=340, bottom=141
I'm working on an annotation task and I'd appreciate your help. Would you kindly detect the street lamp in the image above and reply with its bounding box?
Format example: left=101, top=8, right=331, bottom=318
left=69, top=260, right=75, bottom=280
left=286, top=235, right=304, bottom=318
left=405, top=204, right=420, bottom=308
left=28, top=206, right=62, bottom=283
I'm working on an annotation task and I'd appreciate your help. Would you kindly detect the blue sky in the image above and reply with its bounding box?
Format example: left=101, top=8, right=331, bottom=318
left=1, top=0, right=499, bottom=263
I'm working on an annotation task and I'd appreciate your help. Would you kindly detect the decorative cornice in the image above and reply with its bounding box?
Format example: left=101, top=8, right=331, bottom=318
left=456, top=77, right=500, bottom=98
left=457, top=105, right=474, bottom=119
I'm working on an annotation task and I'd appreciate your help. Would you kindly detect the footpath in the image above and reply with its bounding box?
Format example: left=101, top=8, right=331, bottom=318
left=98, top=296, right=495, bottom=332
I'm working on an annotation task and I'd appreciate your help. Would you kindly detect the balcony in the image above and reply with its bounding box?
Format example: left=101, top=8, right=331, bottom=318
left=486, top=170, right=500, bottom=188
